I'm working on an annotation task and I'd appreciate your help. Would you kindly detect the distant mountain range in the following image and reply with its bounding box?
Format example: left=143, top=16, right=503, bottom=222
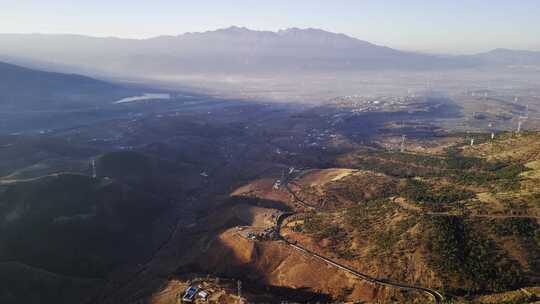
left=1, top=27, right=538, bottom=79
left=0, top=61, right=137, bottom=110
left=462, top=48, right=540, bottom=67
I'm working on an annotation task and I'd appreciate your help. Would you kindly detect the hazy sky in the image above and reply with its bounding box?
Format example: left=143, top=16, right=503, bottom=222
left=1, top=0, right=539, bottom=54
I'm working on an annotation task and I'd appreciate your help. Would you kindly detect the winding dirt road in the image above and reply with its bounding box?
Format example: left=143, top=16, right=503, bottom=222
left=277, top=184, right=446, bottom=303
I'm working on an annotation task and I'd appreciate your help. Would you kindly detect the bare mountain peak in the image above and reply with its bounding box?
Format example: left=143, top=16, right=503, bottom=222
left=178, top=26, right=367, bottom=43
left=279, top=27, right=345, bottom=37
left=177, top=26, right=376, bottom=50
left=221, top=25, right=251, bottom=32
left=209, top=26, right=254, bottom=35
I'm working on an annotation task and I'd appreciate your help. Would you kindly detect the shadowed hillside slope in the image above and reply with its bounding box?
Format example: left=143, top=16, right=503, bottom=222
left=0, top=61, right=137, bottom=110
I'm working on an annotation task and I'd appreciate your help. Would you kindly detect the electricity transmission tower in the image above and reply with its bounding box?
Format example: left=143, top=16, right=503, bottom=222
left=91, top=159, right=97, bottom=179
left=237, top=280, right=243, bottom=304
